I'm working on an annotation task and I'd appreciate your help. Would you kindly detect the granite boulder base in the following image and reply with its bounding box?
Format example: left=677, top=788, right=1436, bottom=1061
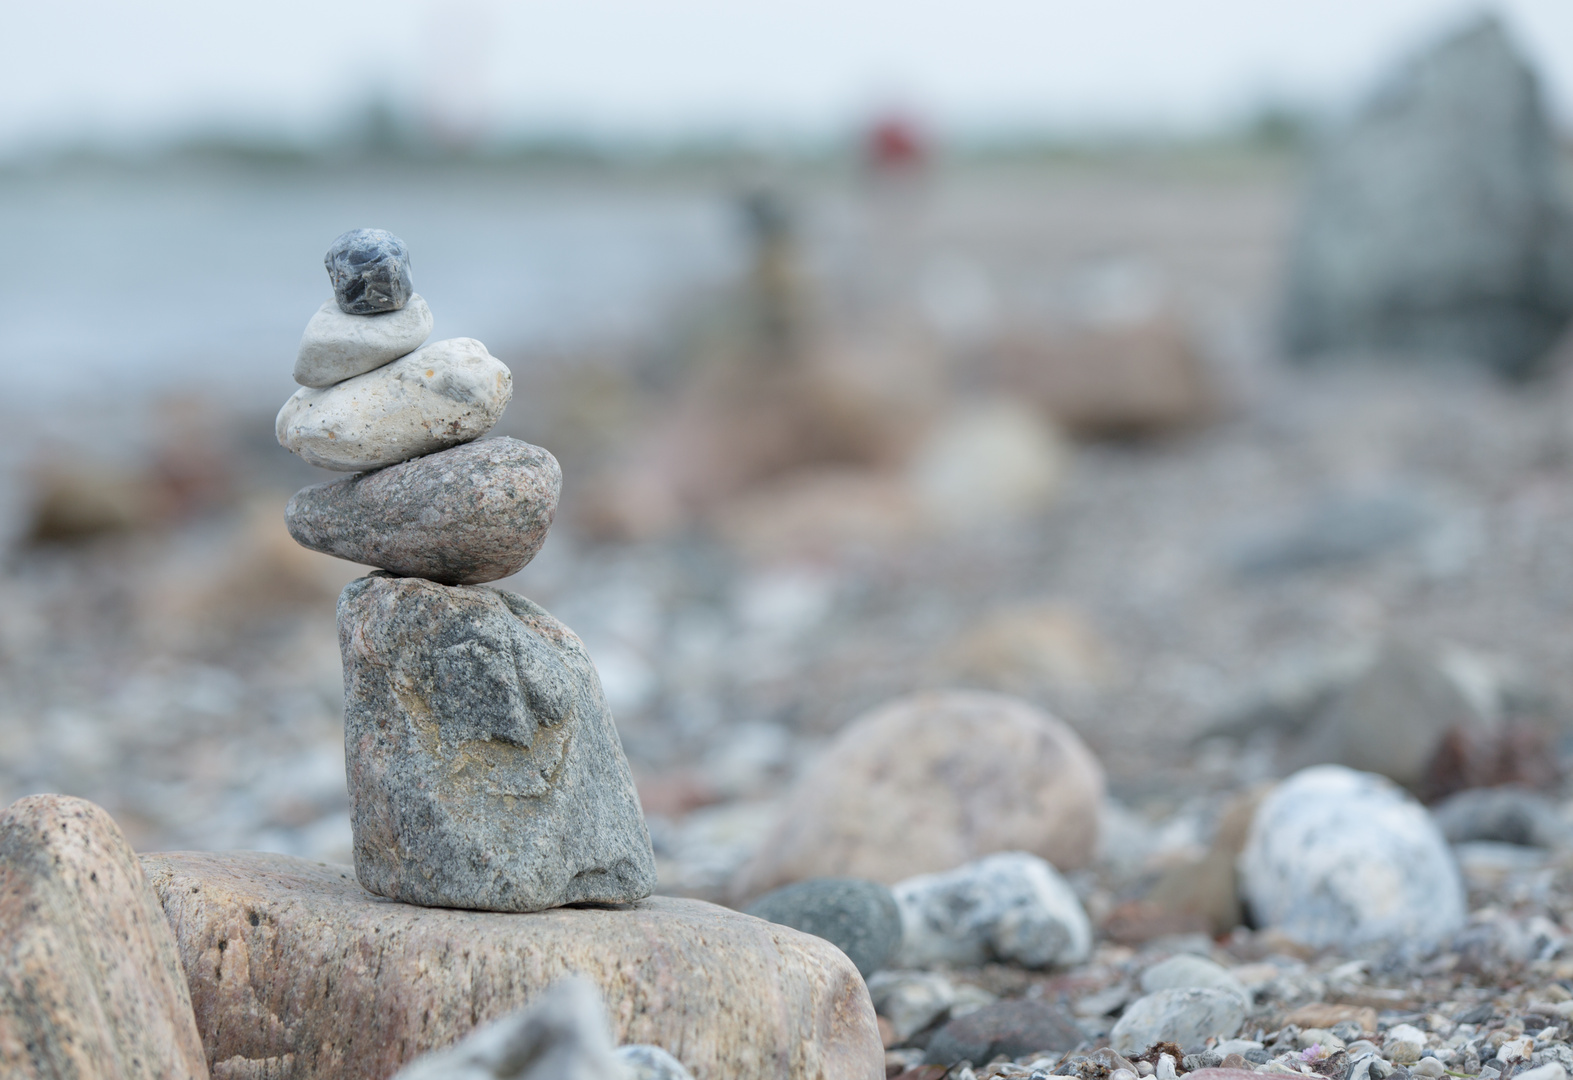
left=338, top=573, right=657, bottom=911
left=287, top=438, right=561, bottom=586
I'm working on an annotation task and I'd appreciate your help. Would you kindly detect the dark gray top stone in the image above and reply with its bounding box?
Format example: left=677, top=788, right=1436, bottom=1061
left=285, top=438, right=560, bottom=586
left=326, top=228, right=414, bottom=314
left=743, top=877, right=901, bottom=977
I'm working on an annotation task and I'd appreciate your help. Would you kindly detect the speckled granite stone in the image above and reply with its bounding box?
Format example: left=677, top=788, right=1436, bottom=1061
left=276, top=337, right=512, bottom=472
left=325, top=228, right=413, bottom=314
left=337, top=574, right=657, bottom=912
left=286, top=438, right=560, bottom=585
left=295, top=293, right=433, bottom=388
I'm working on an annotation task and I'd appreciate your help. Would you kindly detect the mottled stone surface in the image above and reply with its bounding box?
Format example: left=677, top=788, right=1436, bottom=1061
left=1281, top=17, right=1573, bottom=378
left=142, top=851, right=884, bottom=1080
left=325, top=228, right=413, bottom=314
left=0, top=795, right=208, bottom=1080
left=393, top=978, right=622, bottom=1080
left=733, top=691, right=1103, bottom=899
left=923, top=1000, right=1082, bottom=1066
left=1238, top=765, right=1465, bottom=950
left=616, top=1045, right=697, bottom=1080
left=744, top=878, right=901, bottom=977
left=276, top=338, right=512, bottom=472
left=286, top=438, right=560, bottom=585
left=295, top=294, right=433, bottom=388
left=892, top=852, right=1092, bottom=970
left=1138, top=955, right=1249, bottom=1005
left=338, top=574, right=656, bottom=911
left=1109, top=988, right=1246, bottom=1055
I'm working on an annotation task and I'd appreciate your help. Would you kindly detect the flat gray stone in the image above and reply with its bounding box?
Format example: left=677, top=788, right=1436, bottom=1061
left=295, top=293, right=433, bottom=388
left=286, top=438, right=560, bottom=585
left=327, top=227, right=414, bottom=314
left=339, top=573, right=657, bottom=912
left=276, top=337, right=512, bottom=471
left=744, top=877, right=901, bottom=977
left=1110, top=988, right=1246, bottom=1055
left=1281, top=16, right=1573, bottom=378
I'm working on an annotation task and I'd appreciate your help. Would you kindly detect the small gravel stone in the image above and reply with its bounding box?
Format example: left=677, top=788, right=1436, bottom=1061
left=326, top=228, right=414, bottom=314
left=295, top=294, right=433, bottom=388
left=285, top=437, right=560, bottom=586
left=744, top=877, right=902, bottom=977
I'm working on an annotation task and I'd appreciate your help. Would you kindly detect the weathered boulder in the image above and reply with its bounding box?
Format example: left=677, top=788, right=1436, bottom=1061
left=0, top=795, right=208, bottom=1080
left=743, top=878, right=902, bottom=977
left=1281, top=16, right=1573, bottom=378
left=732, top=690, right=1102, bottom=898
left=392, top=978, right=622, bottom=1080
left=286, top=438, right=561, bottom=585
left=295, top=294, right=433, bottom=388
left=1238, top=765, right=1465, bottom=950
left=276, top=338, right=512, bottom=472
left=338, top=574, right=656, bottom=911
left=142, top=851, right=883, bottom=1080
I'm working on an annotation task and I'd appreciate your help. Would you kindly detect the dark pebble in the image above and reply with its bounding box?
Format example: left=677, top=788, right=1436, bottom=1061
left=923, top=1000, right=1082, bottom=1067
left=743, top=878, right=900, bottom=977
left=325, top=228, right=413, bottom=314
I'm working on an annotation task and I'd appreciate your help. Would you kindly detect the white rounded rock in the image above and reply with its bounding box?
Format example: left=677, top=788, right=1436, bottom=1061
left=294, top=294, right=434, bottom=388
left=1110, top=988, right=1245, bottom=1055
left=276, top=337, right=512, bottom=472
left=1139, top=955, right=1249, bottom=1006
left=1239, top=765, right=1465, bottom=951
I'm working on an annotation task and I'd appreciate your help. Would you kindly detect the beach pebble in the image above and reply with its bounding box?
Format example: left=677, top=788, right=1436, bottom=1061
left=866, top=971, right=958, bottom=1040
left=326, top=227, right=414, bottom=314
left=744, top=877, right=902, bottom=977
left=892, top=851, right=1092, bottom=970
left=923, top=1000, right=1083, bottom=1066
left=1239, top=765, right=1465, bottom=951
left=285, top=437, right=560, bottom=585
left=1109, top=988, right=1246, bottom=1055
left=276, top=337, right=511, bottom=471
left=295, top=294, right=433, bottom=388
left=615, top=1044, right=697, bottom=1080
left=1139, top=955, right=1250, bottom=1006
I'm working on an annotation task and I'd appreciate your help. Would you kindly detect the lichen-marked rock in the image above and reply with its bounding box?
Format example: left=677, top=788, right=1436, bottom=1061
left=732, top=690, right=1103, bottom=899
left=276, top=337, right=512, bottom=472
left=286, top=438, right=561, bottom=585
left=142, top=851, right=884, bottom=1080
left=744, top=878, right=902, bottom=977
left=1109, top=988, right=1245, bottom=1055
left=0, top=794, right=208, bottom=1080
left=339, top=573, right=657, bottom=911
left=295, top=294, right=433, bottom=388
left=326, top=227, right=414, bottom=314
left=1238, top=765, right=1465, bottom=950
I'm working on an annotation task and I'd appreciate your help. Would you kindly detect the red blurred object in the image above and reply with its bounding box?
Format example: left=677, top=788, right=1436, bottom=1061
left=866, top=113, right=927, bottom=171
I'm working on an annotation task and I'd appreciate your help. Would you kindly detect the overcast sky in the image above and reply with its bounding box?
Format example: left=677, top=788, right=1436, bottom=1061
left=3, top=0, right=1571, bottom=152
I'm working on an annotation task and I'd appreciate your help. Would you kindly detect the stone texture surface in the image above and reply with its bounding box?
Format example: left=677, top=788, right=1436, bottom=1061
left=142, top=851, right=884, bottom=1080
left=1138, top=955, right=1249, bottom=1005
left=0, top=794, right=208, bottom=1080
left=295, top=294, right=433, bottom=388
left=326, top=228, right=414, bottom=315
left=393, top=978, right=622, bottom=1080
left=743, top=878, right=901, bottom=977
left=1281, top=16, right=1573, bottom=378
left=616, top=1045, right=697, bottom=1080
left=922, top=1000, right=1082, bottom=1066
left=892, top=851, right=1091, bottom=970
left=865, top=971, right=958, bottom=1042
left=276, top=338, right=512, bottom=472
left=731, top=690, right=1103, bottom=898
left=1238, top=765, right=1466, bottom=950
left=286, top=438, right=560, bottom=585
left=338, top=574, right=656, bottom=911
left=1109, top=988, right=1246, bottom=1055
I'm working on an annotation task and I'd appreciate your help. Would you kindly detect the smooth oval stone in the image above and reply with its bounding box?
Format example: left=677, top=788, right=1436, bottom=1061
left=744, top=878, right=902, bottom=977
left=326, top=227, right=413, bottom=314
left=294, top=293, right=433, bottom=388
left=276, top=337, right=512, bottom=472
left=1109, top=988, right=1245, bottom=1055
left=285, top=438, right=560, bottom=585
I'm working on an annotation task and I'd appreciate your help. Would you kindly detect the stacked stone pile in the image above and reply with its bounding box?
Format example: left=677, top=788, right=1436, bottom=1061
left=276, top=228, right=658, bottom=912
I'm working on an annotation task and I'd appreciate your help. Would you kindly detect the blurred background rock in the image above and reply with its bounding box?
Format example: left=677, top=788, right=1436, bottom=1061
left=1, top=2, right=1572, bottom=920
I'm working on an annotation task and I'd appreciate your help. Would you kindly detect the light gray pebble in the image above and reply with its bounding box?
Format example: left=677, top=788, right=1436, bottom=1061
left=295, top=294, right=433, bottom=388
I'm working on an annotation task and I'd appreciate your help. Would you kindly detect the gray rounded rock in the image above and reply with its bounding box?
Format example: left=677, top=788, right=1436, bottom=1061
left=326, top=227, right=414, bottom=314
left=743, top=878, right=901, bottom=977
left=285, top=437, right=560, bottom=586
left=923, top=999, right=1082, bottom=1066
left=616, top=1045, right=696, bottom=1080
left=295, top=294, right=433, bottom=388
left=1139, top=955, right=1249, bottom=1006
left=1110, top=988, right=1245, bottom=1055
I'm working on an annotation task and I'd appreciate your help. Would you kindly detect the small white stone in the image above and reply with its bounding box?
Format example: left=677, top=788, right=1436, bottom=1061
left=1412, top=1059, right=1446, bottom=1078
left=1155, top=1054, right=1178, bottom=1080
left=1518, top=1066, right=1570, bottom=1080
left=295, top=294, right=433, bottom=388
left=1141, top=955, right=1250, bottom=1006
left=276, top=337, right=512, bottom=472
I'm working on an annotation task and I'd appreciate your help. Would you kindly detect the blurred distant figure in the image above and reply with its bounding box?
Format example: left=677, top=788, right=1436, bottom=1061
left=864, top=112, right=928, bottom=175
left=738, top=186, right=804, bottom=367
left=1281, top=16, right=1573, bottom=379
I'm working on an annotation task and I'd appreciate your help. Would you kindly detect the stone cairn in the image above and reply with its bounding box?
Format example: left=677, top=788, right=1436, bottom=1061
left=276, top=228, right=657, bottom=912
